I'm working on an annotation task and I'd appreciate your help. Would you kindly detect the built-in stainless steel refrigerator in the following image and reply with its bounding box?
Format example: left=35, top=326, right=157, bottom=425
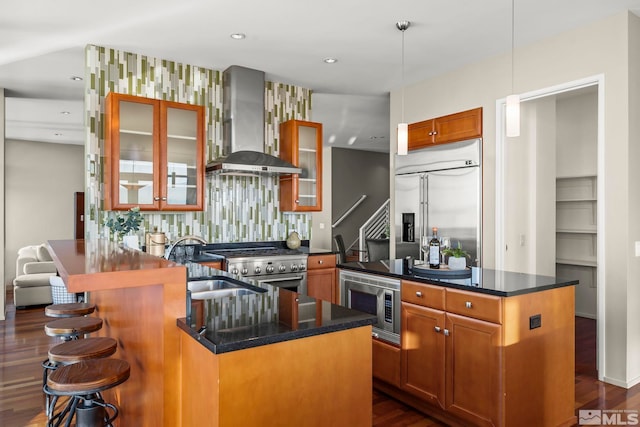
left=394, top=139, right=481, bottom=265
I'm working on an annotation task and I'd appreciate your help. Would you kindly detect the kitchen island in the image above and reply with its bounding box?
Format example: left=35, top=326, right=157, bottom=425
left=47, top=239, right=375, bottom=427
left=339, top=259, right=579, bottom=427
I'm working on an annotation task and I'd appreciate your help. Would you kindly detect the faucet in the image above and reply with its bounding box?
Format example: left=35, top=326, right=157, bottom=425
left=164, top=235, right=208, bottom=259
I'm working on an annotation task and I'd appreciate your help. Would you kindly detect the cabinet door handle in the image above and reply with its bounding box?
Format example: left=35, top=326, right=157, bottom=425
left=318, top=260, right=323, bottom=265
left=161, top=197, right=167, bottom=201
left=154, top=196, right=161, bottom=201
left=432, top=131, right=438, bottom=135
left=444, top=329, right=450, bottom=336
left=415, top=291, right=423, bottom=297
left=434, top=326, right=441, bottom=333
left=372, top=332, right=379, bottom=339
left=465, top=301, right=472, bottom=309
left=295, top=199, right=300, bottom=204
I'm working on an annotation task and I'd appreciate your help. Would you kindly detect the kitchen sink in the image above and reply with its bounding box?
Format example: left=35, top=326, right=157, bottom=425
left=188, top=278, right=266, bottom=299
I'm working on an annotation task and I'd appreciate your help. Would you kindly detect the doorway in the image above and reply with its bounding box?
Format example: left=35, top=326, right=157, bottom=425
left=495, top=75, right=605, bottom=379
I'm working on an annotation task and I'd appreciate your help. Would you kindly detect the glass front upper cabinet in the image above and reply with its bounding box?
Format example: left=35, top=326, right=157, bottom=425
left=279, top=120, right=323, bottom=212
left=105, top=93, right=204, bottom=211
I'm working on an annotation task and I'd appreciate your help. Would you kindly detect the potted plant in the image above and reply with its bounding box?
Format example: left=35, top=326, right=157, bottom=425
left=442, top=242, right=469, bottom=270
left=104, top=207, right=143, bottom=248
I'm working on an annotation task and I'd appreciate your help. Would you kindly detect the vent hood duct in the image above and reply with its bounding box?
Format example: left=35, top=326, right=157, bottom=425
left=205, top=65, right=302, bottom=175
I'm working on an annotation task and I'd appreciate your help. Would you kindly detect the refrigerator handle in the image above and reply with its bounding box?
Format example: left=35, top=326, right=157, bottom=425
left=420, top=174, right=429, bottom=238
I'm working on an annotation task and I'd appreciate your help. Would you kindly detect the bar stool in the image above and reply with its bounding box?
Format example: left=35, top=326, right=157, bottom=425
left=44, top=317, right=103, bottom=341
left=45, top=303, right=96, bottom=318
left=43, top=337, right=118, bottom=417
left=44, top=358, right=130, bottom=427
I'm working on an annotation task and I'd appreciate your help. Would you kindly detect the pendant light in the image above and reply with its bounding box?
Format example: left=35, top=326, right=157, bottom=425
left=396, top=20, right=410, bottom=155
left=506, top=0, right=520, bottom=137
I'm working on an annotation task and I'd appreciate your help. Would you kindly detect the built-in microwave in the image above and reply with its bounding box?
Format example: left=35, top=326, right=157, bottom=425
left=339, top=270, right=401, bottom=345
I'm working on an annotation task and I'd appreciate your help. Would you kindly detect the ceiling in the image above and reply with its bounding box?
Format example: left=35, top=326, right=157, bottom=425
left=2, top=0, right=640, bottom=152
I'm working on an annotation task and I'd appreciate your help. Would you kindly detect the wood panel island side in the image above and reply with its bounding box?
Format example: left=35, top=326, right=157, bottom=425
left=48, top=239, right=187, bottom=426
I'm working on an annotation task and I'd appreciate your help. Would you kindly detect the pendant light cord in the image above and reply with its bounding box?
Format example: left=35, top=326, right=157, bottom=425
left=401, top=27, right=405, bottom=123
left=511, top=0, right=515, bottom=93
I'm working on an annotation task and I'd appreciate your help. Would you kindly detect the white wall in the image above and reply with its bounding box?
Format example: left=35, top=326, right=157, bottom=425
left=310, top=146, right=333, bottom=250
left=390, top=11, right=639, bottom=387
left=626, top=11, right=640, bottom=387
left=4, top=140, right=84, bottom=286
left=0, top=90, right=5, bottom=320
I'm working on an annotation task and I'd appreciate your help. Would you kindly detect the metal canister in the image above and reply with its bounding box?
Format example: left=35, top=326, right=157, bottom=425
left=146, top=231, right=167, bottom=257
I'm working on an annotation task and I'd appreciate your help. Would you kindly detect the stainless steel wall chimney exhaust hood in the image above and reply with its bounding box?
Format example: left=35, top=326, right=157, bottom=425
left=205, top=65, right=301, bottom=175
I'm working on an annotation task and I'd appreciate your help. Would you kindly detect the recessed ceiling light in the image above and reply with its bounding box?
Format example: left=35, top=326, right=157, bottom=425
left=323, top=58, right=338, bottom=64
left=70, top=76, right=83, bottom=81
left=60, top=111, right=71, bottom=115
left=54, top=133, right=64, bottom=136
left=230, top=33, right=246, bottom=40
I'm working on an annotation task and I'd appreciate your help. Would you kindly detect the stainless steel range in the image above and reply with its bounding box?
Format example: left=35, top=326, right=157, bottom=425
left=214, top=247, right=308, bottom=295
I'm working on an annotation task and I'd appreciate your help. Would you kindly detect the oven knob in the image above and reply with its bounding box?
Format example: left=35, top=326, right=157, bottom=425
left=291, top=264, right=298, bottom=272
left=266, top=265, right=275, bottom=273
left=299, top=264, right=306, bottom=271
left=279, top=265, right=286, bottom=272
left=231, top=268, right=239, bottom=275
left=241, top=267, right=248, bottom=275
left=254, top=266, right=262, bottom=274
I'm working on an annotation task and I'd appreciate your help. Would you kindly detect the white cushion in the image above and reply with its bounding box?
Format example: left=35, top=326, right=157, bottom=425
left=14, top=273, right=55, bottom=288
left=23, top=261, right=56, bottom=275
left=36, top=244, right=53, bottom=262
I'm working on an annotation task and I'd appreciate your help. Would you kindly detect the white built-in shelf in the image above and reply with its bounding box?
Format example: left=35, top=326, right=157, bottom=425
left=556, top=228, right=597, bottom=234
left=121, top=129, right=153, bottom=136
left=299, top=178, right=316, bottom=183
left=167, top=134, right=197, bottom=140
left=556, top=258, right=597, bottom=268
left=299, top=195, right=317, bottom=199
left=556, top=198, right=597, bottom=203
left=299, top=148, right=317, bottom=153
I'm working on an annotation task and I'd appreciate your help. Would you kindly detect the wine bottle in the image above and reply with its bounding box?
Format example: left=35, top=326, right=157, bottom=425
left=429, top=227, right=440, bottom=269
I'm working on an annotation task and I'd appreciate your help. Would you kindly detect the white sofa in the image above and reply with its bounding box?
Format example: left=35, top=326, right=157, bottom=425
left=13, top=244, right=57, bottom=307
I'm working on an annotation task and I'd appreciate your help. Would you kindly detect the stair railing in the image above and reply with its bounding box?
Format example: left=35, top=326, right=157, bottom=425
left=359, top=199, right=390, bottom=261
left=332, top=194, right=367, bottom=228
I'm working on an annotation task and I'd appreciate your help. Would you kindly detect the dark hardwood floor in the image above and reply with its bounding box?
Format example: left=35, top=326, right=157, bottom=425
left=1, top=291, right=639, bottom=426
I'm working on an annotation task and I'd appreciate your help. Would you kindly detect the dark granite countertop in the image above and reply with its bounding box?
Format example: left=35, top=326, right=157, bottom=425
left=338, top=259, right=578, bottom=297
left=177, top=262, right=375, bottom=354
left=177, top=240, right=335, bottom=262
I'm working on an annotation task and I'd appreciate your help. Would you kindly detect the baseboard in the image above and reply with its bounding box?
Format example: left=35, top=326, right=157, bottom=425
left=602, top=374, right=640, bottom=389
left=576, top=311, right=596, bottom=319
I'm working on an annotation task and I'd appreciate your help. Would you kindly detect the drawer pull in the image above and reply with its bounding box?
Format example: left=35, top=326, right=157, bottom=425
left=318, top=260, right=323, bottom=265
left=434, top=326, right=441, bottom=333
left=444, top=329, right=450, bottom=336
left=465, top=301, right=472, bottom=309
left=416, top=291, right=423, bottom=297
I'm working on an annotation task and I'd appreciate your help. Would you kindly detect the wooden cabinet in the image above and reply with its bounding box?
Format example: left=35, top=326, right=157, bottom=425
left=198, top=260, right=223, bottom=270
left=396, top=280, right=576, bottom=427
left=307, top=254, right=337, bottom=303
left=445, top=312, right=501, bottom=426
left=401, top=301, right=446, bottom=407
left=402, top=283, right=502, bottom=426
left=408, top=107, right=482, bottom=151
left=279, top=120, right=323, bottom=212
left=105, top=93, right=205, bottom=211
left=372, top=338, right=401, bottom=388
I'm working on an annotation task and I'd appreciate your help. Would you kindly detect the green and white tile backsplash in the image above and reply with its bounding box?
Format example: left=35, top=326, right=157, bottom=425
left=85, top=45, right=311, bottom=244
